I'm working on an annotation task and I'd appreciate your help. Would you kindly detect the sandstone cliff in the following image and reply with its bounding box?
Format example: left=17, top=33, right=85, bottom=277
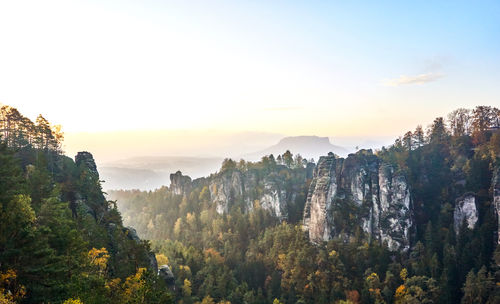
left=169, top=162, right=312, bottom=220
left=302, top=150, right=413, bottom=251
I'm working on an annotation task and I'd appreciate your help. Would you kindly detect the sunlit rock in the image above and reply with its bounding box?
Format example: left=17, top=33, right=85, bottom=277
left=303, top=150, right=413, bottom=251
left=170, top=171, right=192, bottom=196
left=453, top=193, right=478, bottom=233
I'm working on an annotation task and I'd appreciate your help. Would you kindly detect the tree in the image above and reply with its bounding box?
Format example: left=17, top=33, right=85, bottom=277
left=282, top=150, right=293, bottom=168
left=448, top=108, right=472, bottom=136
left=182, top=278, right=192, bottom=297
left=428, top=117, right=448, bottom=144
left=461, top=266, right=495, bottom=304
left=403, top=131, right=414, bottom=151
left=413, top=125, right=425, bottom=147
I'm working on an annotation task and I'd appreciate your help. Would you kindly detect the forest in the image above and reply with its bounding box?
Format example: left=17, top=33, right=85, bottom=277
left=1, top=104, right=499, bottom=303
left=0, top=105, right=172, bottom=303
left=109, top=106, right=500, bottom=304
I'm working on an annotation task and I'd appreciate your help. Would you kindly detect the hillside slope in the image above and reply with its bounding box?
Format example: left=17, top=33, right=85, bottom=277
left=0, top=105, right=172, bottom=303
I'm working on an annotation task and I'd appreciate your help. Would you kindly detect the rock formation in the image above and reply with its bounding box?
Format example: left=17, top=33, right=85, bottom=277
left=170, top=163, right=311, bottom=220
left=493, top=165, right=500, bottom=244
left=158, top=265, right=175, bottom=288
left=76, top=151, right=99, bottom=177
left=170, top=171, right=192, bottom=196
left=302, top=150, right=413, bottom=251
left=453, top=193, right=478, bottom=233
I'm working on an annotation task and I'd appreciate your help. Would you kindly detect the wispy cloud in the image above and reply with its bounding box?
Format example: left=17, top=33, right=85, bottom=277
left=383, top=73, right=444, bottom=86
left=262, top=106, right=302, bottom=112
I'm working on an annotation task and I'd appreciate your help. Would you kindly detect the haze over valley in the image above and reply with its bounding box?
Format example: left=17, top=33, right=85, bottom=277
left=1, top=1, right=499, bottom=303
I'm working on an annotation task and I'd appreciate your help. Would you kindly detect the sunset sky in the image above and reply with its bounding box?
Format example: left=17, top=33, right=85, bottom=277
left=1, top=0, right=499, bottom=159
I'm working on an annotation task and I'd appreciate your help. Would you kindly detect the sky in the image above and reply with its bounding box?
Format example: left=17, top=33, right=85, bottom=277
left=0, top=0, right=499, bottom=159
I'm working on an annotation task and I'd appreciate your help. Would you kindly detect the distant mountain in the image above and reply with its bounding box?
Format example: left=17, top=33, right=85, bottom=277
left=99, top=156, right=223, bottom=190
left=244, top=136, right=349, bottom=161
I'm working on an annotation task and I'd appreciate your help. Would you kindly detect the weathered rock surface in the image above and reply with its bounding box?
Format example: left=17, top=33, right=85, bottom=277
left=303, top=150, right=413, bottom=251
left=123, top=226, right=158, bottom=272
left=170, top=163, right=311, bottom=220
left=158, top=265, right=175, bottom=288
left=76, top=151, right=99, bottom=177
left=170, top=171, right=192, bottom=195
left=453, top=193, right=478, bottom=233
left=492, top=165, right=500, bottom=244
left=209, top=170, right=244, bottom=214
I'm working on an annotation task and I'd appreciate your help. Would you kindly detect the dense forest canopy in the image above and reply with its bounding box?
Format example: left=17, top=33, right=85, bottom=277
left=109, top=105, right=500, bottom=304
left=0, top=105, right=172, bottom=303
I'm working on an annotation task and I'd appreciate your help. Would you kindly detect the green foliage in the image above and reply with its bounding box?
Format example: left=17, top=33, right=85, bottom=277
left=0, top=105, right=173, bottom=303
left=108, top=105, right=500, bottom=304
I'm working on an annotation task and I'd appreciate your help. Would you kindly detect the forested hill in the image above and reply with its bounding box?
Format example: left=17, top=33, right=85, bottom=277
left=109, top=106, right=500, bottom=304
left=0, top=105, right=172, bottom=303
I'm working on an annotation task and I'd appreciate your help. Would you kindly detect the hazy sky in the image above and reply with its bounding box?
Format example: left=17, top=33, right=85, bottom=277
left=1, top=1, right=499, bottom=141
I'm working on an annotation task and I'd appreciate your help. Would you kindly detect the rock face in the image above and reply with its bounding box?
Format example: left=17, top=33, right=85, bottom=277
left=493, top=165, right=500, bottom=244
left=170, top=171, right=192, bottom=195
left=158, top=265, right=175, bottom=288
left=453, top=194, right=478, bottom=233
left=124, top=227, right=158, bottom=273
left=171, top=163, right=311, bottom=220
left=303, top=150, right=413, bottom=251
left=207, top=169, right=294, bottom=218
left=75, top=151, right=99, bottom=177
left=209, top=170, right=245, bottom=214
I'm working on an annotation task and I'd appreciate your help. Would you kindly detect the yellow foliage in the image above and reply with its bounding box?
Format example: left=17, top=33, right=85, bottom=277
left=366, top=272, right=379, bottom=285
left=156, top=253, right=169, bottom=266
left=394, top=284, right=408, bottom=304
left=179, top=265, right=192, bottom=275
left=123, top=268, right=146, bottom=297
left=400, top=268, right=408, bottom=281
left=277, top=253, right=287, bottom=271
left=182, top=279, right=192, bottom=297
left=88, top=248, right=110, bottom=275
left=186, top=212, right=196, bottom=226
left=63, top=298, right=84, bottom=304
left=0, top=269, right=25, bottom=303
left=105, top=277, right=121, bottom=291
left=198, top=295, right=215, bottom=304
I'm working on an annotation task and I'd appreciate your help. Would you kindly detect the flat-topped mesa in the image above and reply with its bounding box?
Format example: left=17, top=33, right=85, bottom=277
left=170, top=171, right=192, bottom=195
left=303, top=150, right=413, bottom=251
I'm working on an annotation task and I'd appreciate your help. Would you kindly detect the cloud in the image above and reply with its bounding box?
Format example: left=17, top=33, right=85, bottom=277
left=383, top=73, right=444, bottom=86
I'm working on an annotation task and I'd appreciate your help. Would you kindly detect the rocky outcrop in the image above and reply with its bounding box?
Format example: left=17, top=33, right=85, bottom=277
left=123, top=226, right=158, bottom=272
left=453, top=193, right=478, bottom=233
left=170, top=163, right=311, bottom=220
left=303, top=150, right=413, bottom=251
left=170, top=171, right=192, bottom=195
left=209, top=170, right=245, bottom=214
left=158, top=265, right=175, bottom=288
left=76, top=151, right=99, bottom=177
left=378, top=164, right=412, bottom=250
left=492, top=165, right=500, bottom=244
left=259, top=176, right=288, bottom=219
